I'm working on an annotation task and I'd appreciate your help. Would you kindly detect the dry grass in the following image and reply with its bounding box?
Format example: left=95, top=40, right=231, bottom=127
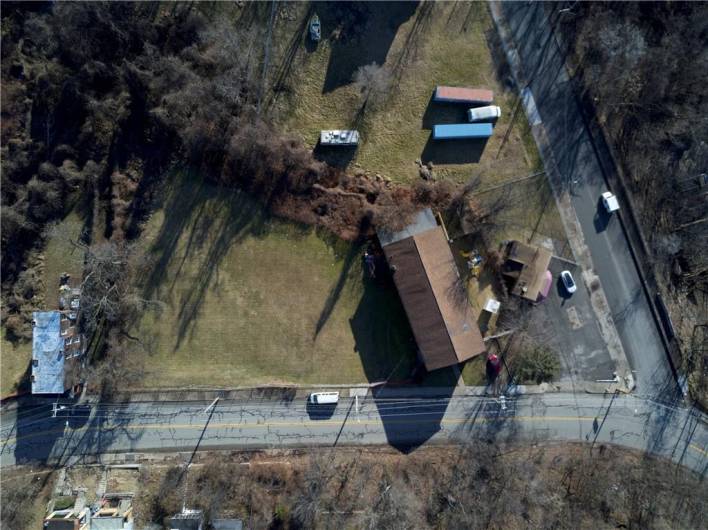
left=0, top=332, right=31, bottom=397
left=41, top=210, right=86, bottom=297
left=131, top=175, right=417, bottom=388
left=1, top=211, right=85, bottom=397
left=270, top=2, right=538, bottom=185
left=267, top=1, right=566, bottom=249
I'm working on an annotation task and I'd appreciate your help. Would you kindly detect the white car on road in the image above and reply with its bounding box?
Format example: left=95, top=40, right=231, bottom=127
left=601, top=191, right=620, bottom=213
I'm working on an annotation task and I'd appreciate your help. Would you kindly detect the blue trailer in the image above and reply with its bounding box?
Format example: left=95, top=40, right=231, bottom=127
left=432, top=123, right=493, bottom=140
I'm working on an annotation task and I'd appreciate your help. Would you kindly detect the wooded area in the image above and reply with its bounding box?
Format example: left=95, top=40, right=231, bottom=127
left=554, top=1, right=708, bottom=405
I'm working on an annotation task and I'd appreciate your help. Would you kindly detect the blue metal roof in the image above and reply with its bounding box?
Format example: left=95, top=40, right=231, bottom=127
left=32, top=311, right=65, bottom=394
left=432, top=123, right=493, bottom=140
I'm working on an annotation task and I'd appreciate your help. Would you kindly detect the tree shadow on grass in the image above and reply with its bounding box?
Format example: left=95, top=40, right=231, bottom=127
left=141, top=173, right=270, bottom=351
left=321, top=2, right=419, bottom=93
left=313, top=241, right=363, bottom=340
left=267, top=4, right=315, bottom=108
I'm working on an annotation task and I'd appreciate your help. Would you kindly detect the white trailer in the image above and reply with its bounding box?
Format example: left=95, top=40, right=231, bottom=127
left=320, top=130, right=359, bottom=146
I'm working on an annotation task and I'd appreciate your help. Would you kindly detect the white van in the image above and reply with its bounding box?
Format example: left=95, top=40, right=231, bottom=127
left=601, top=191, right=620, bottom=213
left=467, top=105, right=502, bottom=122
left=308, top=391, right=339, bottom=405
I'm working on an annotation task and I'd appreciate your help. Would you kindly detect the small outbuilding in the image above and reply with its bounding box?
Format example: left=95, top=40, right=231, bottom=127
left=378, top=209, right=486, bottom=371
left=501, top=241, right=552, bottom=302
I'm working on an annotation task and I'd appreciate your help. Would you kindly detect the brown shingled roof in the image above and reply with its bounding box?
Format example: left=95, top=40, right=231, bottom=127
left=503, top=241, right=552, bottom=301
left=382, top=224, right=486, bottom=371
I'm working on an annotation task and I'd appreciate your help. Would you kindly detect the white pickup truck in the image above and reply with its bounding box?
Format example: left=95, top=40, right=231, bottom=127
left=601, top=191, right=620, bottom=213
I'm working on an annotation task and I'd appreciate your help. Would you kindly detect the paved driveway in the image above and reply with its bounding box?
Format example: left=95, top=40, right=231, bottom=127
left=532, top=257, right=615, bottom=383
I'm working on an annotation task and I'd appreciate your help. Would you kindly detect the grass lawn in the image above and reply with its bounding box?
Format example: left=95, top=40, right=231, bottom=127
left=42, top=210, right=86, bottom=300
left=132, top=174, right=420, bottom=388
left=1, top=211, right=86, bottom=397
left=270, top=2, right=538, bottom=185
left=268, top=1, right=566, bottom=251
left=0, top=333, right=31, bottom=397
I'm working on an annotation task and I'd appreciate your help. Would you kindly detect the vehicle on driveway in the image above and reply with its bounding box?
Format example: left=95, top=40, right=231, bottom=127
left=601, top=191, right=620, bottom=213
left=560, top=270, right=577, bottom=294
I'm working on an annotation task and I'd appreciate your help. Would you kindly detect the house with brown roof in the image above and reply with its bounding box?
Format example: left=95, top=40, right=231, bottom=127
left=501, top=240, right=552, bottom=302
left=378, top=209, right=486, bottom=371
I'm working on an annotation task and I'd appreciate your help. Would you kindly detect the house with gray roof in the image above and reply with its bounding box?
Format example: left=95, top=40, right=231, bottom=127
left=31, top=310, right=86, bottom=395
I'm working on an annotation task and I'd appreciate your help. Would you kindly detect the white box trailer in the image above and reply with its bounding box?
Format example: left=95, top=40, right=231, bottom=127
left=320, top=130, right=359, bottom=146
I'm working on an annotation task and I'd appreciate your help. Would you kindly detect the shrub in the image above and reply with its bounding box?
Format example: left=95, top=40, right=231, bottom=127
left=511, top=346, right=560, bottom=384
left=4, top=314, right=30, bottom=342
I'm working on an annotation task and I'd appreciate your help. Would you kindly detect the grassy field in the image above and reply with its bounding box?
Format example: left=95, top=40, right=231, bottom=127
left=131, top=174, right=426, bottom=387
left=270, top=2, right=539, bottom=185
left=0, top=334, right=31, bottom=397
left=1, top=211, right=85, bottom=397
left=41, top=210, right=86, bottom=303
left=268, top=1, right=565, bottom=250
left=129, top=2, right=567, bottom=388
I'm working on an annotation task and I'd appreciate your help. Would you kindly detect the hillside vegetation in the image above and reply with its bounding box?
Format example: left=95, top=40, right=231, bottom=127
left=555, top=1, right=708, bottom=405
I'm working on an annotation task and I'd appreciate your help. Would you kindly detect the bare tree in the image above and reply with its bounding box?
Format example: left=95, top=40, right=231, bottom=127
left=79, top=240, right=162, bottom=335
left=292, top=451, right=334, bottom=528
left=353, top=62, right=393, bottom=110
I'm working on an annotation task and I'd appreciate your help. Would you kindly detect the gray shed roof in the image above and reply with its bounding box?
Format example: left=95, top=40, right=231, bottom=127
left=212, top=520, right=244, bottom=530
left=377, top=208, right=438, bottom=247
left=32, top=311, right=65, bottom=394
left=91, top=518, right=131, bottom=530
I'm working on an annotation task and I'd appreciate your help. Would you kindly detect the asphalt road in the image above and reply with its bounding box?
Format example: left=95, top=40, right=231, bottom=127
left=2, top=393, right=706, bottom=474
left=500, top=2, right=675, bottom=397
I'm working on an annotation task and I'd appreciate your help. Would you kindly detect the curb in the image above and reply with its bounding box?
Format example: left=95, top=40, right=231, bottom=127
left=0, top=381, right=633, bottom=407
left=488, top=2, right=632, bottom=388
left=543, top=9, right=682, bottom=380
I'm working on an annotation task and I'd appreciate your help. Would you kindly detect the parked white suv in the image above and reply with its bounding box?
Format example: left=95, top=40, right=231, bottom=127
left=467, top=105, right=501, bottom=122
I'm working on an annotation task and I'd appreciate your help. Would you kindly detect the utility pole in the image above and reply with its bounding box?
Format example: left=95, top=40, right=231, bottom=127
left=591, top=390, right=619, bottom=451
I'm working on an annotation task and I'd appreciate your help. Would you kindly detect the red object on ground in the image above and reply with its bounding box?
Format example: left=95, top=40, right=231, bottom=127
left=434, top=86, right=494, bottom=104
left=487, top=353, right=502, bottom=376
